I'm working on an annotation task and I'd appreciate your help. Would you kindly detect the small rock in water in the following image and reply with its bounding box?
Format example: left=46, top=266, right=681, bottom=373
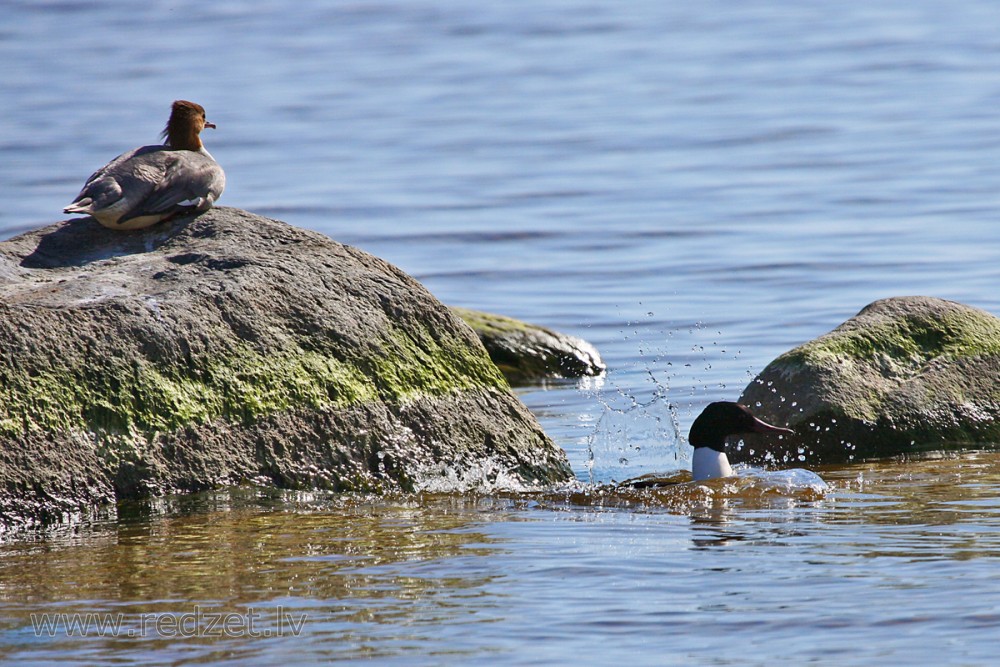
left=739, top=296, right=1000, bottom=463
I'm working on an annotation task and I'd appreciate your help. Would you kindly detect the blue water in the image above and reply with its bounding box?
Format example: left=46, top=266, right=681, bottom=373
left=4, top=0, right=1000, bottom=664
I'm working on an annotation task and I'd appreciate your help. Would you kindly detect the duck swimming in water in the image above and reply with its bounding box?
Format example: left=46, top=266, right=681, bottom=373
left=690, top=401, right=794, bottom=481
left=64, top=100, right=225, bottom=230
left=622, top=401, right=825, bottom=491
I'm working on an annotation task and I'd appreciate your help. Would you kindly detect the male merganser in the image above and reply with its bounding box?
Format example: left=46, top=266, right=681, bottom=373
left=64, top=100, right=225, bottom=230
left=690, top=401, right=794, bottom=481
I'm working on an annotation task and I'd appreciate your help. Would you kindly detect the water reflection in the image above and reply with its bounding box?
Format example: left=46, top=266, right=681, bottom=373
left=3, top=452, right=1000, bottom=663
left=0, top=492, right=513, bottom=663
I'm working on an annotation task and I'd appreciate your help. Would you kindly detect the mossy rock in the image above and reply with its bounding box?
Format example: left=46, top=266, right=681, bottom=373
left=0, top=207, right=572, bottom=530
left=451, top=307, right=605, bottom=385
left=737, top=296, right=1000, bottom=463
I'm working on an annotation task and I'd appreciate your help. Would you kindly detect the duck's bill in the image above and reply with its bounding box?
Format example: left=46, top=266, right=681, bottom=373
left=750, top=416, right=794, bottom=436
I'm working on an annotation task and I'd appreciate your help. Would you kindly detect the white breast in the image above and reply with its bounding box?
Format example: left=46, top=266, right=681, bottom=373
left=692, top=448, right=734, bottom=481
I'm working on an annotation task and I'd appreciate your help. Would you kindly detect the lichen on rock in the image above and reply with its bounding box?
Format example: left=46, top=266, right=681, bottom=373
left=0, top=207, right=572, bottom=531
left=737, top=296, right=1000, bottom=464
left=451, top=307, right=605, bottom=384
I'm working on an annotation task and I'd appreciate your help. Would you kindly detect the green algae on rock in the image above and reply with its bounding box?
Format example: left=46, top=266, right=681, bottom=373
left=451, top=307, right=605, bottom=385
left=0, top=207, right=572, bottom=531
left=737, top=296, right=1000, bottom=464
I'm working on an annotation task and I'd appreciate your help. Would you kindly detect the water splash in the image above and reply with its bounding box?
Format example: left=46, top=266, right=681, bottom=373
left=577, top=317, right=763, bottom=485
left=534, top=470, right=829, bottom=516
left=581, top=365, right=683, bottom=485
left=411, top=456, right=551, bottom=494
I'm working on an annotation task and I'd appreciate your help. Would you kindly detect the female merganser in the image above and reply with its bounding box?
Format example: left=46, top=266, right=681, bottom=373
left=690, top=401, right=794, bottom=481
left=64, top=100, right=225, bottom=230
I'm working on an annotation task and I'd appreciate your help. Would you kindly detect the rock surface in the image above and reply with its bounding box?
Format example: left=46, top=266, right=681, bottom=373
left=737, top=296, right=1000, bottom=463
left=451, top=307, right=605, bottom=385
left=0, top=207, right=573, bottom=530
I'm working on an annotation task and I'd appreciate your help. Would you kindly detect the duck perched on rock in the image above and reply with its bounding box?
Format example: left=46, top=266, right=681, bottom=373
left=64, top=100, right=225, bottom=230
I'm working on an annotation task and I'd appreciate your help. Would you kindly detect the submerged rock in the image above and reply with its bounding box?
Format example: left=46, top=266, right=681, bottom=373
left=737, top=296, right=1000, bottom=463
left=451, top=307, right=605, bottom=385
left=0, top=207, right=572, bottom=531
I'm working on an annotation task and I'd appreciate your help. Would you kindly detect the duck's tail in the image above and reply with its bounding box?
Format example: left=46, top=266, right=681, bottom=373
left=63, top=198, right=94, bottom=215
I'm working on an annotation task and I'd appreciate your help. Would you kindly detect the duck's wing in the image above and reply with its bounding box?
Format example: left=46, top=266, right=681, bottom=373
left=119, top=151, right=226, bottom=223
left=618, top=471, right=689, bottom=488
left=63, top=145, right=164, bottom=215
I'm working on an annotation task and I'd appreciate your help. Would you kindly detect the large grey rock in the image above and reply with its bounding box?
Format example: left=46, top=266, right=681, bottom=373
left=451, top=307, right=605, bottom=385
left=0, top=207, right=572, bottom=530
left=737, top=296, right=1000, bottom=463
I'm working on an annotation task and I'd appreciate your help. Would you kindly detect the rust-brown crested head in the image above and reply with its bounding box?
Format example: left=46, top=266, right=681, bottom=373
left=161, top=100, right=215, bottom=150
